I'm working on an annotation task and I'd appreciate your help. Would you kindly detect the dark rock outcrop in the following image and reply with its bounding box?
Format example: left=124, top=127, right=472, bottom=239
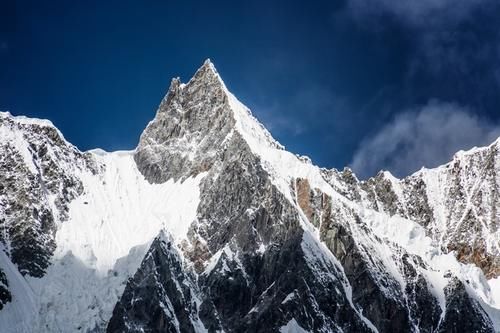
left=0, top=268, right=11, bottom=311
left=0, top=114, right=98, bottom=277
left=438, top=278, right=494, bottom=333
left=107, top=231, right=205, bottom=333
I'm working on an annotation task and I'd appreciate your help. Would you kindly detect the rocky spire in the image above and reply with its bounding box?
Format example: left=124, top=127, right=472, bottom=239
left=192, top=58, right=222, bottom=81
left=158, top=59, right=224, bottom=113
left=134, top=59, right=237, bottom=183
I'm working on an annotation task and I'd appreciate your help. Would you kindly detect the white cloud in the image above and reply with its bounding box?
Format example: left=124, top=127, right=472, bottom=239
left=350, top=101, right=500, bottom=179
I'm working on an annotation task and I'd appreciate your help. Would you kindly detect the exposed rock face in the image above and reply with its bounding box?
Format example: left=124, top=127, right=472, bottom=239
left=336, top=141, right=500, bottom=279
left=129, top=110, right=373, bottom=331
left=0, top=60, right=499, bottom=332
left=0, top=114, right=98, bottom=277
left=0, top=269, right=11, bottom=310
left=438, top=278, right=495, bottom=333
left=107, top=231, right=205, bottom=333
left=295, top=178, right=331, bottom=228
left=305, top=179, right=497, bottom=332
left=135, top=60, right=236, bottom=183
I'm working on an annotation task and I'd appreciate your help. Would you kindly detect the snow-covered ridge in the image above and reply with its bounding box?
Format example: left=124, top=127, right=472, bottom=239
left=0, top=112, right=208, bottom=331
left=206, top=60, right=343, bottom=202
left=360, top=129, right=500, bottom=280
left=412, top=135, right=500, bottom=176
left=1, top=59, right=500, bottom=332
left=0, top=111, right=57, bottom=128
left=207, top=60, right=500, bottom=329
left=0, top=111, right=69, bottom=144
left=200, top=59, right=285, bottom=152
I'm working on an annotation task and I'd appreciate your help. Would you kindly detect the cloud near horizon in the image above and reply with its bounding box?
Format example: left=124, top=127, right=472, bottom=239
left=350, top=101, right=500, bottom=179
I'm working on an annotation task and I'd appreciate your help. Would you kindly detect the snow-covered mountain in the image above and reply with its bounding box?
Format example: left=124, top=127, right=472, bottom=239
left=0, top=59, right=499, bottom=332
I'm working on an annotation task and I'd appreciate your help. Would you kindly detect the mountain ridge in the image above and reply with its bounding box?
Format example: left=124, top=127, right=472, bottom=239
left=0, top=60, right=499, bottom=332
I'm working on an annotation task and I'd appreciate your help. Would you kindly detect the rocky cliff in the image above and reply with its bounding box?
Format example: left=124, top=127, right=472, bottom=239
left=0, top=60, right=499, bottom=332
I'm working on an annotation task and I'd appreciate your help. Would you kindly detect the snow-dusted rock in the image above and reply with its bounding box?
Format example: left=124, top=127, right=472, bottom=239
left=0, top=60, right=499, bottom=332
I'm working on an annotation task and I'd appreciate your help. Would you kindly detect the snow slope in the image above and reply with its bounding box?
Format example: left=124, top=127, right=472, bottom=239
left=0, top=245, right=38, bottom=333
left=0, top=150, right=206, bottom=332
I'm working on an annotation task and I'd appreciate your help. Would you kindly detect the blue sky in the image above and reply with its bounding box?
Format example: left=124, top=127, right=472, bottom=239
left=2, top=0, right=500, bottom=178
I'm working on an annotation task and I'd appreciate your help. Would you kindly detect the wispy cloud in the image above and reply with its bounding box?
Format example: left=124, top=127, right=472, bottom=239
left=254, top=85, right=349, bottom=138
left=350, top=101, right=500, bottom=179
left=344, top=0, right=500, bottom=109
left=257, top=104, right=307, bottom=136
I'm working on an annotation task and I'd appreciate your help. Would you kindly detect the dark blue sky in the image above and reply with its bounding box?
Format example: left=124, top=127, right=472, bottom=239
left=2, top=0, right=500, bottom=178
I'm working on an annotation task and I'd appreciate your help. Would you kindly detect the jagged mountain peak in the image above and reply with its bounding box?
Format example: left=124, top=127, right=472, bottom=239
left=163, top=59, right=224, bottom=103
left=135, top=59, right=283, bottom=183
left=1, top=61, right=500, bottom=332
left=192, top=58, right=221, bottom=81
left=201, top=57, right=215, bottom=67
